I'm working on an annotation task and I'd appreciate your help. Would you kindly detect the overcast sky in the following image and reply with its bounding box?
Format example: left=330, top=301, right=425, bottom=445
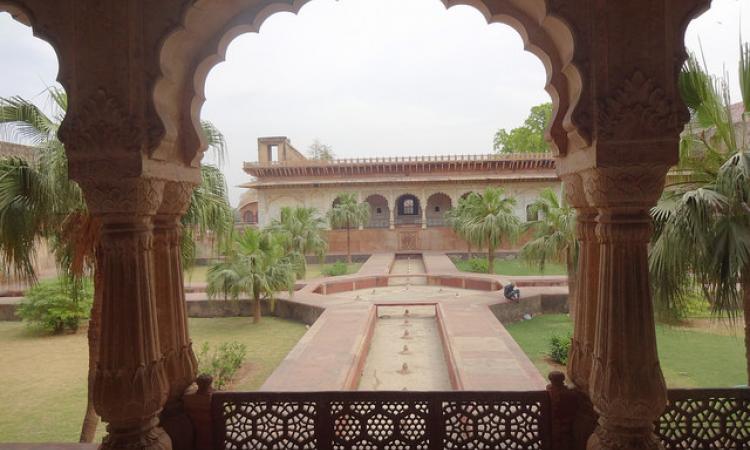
left=0, top=0, right=747, bottom=206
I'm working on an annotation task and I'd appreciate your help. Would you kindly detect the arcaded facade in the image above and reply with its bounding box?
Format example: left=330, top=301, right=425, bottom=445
left=240, top=136, right=561, bottom=252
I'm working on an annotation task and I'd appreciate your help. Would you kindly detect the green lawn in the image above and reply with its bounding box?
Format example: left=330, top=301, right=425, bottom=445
left=506, top=314, right=746, bottom=388
left=0, top=317, right=307, bottom=443
left=453, top=257, right=567, bottom=276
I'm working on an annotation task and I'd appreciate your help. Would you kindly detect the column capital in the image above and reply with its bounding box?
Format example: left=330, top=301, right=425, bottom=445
left=79, top=177, right=165, bottom=219
left=158, top=181, right=196, bottom=217
left=581, top=165, right=668, bottom=212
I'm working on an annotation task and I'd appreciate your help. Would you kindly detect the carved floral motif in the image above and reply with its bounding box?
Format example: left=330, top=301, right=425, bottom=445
left=582, top=166, right=668, bottom=209
left=80, top=178, right=165, bottom=216
left=59, top=89, right=145, bottom=155
left=598, top=71, right=685, bottom=141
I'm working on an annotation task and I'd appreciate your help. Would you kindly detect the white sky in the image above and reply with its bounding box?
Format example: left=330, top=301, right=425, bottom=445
left=0, top=0, right=747, bottom=206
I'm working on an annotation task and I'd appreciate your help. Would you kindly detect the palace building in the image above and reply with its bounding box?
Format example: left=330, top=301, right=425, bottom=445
left=239, top=136, right=561, bottom=253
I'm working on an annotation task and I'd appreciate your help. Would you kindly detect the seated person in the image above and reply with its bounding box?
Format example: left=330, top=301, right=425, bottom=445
left=503, top=282, right=521, bottom=302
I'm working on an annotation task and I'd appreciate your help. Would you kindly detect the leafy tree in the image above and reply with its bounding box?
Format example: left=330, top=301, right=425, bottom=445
left=0, top=88, right=233, bottom=441
left=308, top=139, right=335, bottom=160
left=327, top=193, right=370, bottom=263
left=269, top=206, right=327, bottom=279
left=520, top=188, right=577, bottom=304
left=206, top=228, right=295, bottom=323
left=493, top=103, right=552, bottom=153
left=649, top=45, right=750, bottom=382
left=449, top=188, right=520, bottom=274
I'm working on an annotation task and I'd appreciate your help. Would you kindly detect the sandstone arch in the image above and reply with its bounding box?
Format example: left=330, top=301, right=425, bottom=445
left=154, top=0, right=584, bottom=168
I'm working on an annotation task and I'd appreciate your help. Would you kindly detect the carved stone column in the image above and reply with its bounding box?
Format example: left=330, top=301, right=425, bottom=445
left=421, top=197, right=427, bottom=229
left=583, top=166, right=668, bottom=450
left=85, top=178, right=172, bottom=450
left=563, top=174, right=599, bottom=393
left=154, top=182, right=199, bottom=448
left=389, top=206, right=395, bottom=229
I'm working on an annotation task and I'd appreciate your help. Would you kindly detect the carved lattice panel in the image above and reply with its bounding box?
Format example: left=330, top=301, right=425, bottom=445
left=331, top=400, right=430, bottom=450
left=657, top=390, right=750, bottom=449
left=213, top=391, right=551, bottom=450
left=442, top=399, right=545, bottom=450
left=221, top=400, right=318, bottom=450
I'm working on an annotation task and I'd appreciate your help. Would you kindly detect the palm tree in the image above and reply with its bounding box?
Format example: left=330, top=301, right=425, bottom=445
left=446, top=196, right=473, bottom=259
left=269, top=206, right=327, bottom=279
left=327, top=193, right=369, bottom=263
left=520, top=188, right=577, bottom=302
left=206, top=228, right=295, bottom=323
left=453, top=188, right=520, bottom=274
left=0, top=88, right=233, bottom=441
left=649, top=45, right=750, bottom=382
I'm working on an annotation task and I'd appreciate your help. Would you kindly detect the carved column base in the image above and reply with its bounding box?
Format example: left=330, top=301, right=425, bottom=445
left=587, top=420, right=662, bottom=450
left=101, top=416, right=171, bottom=450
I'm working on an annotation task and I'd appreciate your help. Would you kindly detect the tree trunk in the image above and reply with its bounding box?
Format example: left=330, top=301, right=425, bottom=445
left=467, top=242, right=472, bottom=259
left=79, top=267, right=103, bottom=442
left=487, top=242, right=495, bottom=274
left=253, top=295, right=262, bottom=324
left=346, top=223, right=352, bottom=264
left=743, top=269, right=750, bottom=386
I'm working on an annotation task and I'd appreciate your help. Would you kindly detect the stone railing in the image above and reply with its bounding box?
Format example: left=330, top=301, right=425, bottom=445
left=182, top=373, right=750, bottom=450
left=244, top=152, right=553, bottom=168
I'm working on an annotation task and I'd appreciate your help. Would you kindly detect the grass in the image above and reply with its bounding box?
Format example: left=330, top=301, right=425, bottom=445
left=506, top=314, right=746, bottom=388
left=453, top=257, right=567, bottom=276
left=0, top=317, right=307, bottom=443
left=183, top=262, right=362, bottom=283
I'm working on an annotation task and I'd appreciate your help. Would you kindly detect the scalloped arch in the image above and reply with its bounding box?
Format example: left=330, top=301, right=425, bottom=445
left=0, top=2, right=69, bottom=99
left=154, top=0, right=585, bottom=167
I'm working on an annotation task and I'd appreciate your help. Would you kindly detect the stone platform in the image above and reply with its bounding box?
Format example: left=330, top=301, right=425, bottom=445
left=260, top=253, right=561, bottom=392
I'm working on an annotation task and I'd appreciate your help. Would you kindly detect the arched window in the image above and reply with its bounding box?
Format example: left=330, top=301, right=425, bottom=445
left=404, top=199, right=415, bottom=215
left=243, top=211, right=255, bottom=223
left=397, top=195, right=420, bottom=216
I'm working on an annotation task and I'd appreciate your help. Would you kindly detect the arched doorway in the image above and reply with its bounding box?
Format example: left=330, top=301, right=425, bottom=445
left=426, top=192, right=452, bottom=227
left=395, top=193, right=421, bottom=226
left=364, top=194, right=389, bottom=228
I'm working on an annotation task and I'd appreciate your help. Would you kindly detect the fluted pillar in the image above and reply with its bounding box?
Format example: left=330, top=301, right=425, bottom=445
left=153, top=181, right=198, bottom=450
left=583, top=167, right=668, bottom=450
left=563, top=174, right=599, bottom=393
left=154, top=181, right=198, bottom=402
left=85, top=178, right=172, bottom=450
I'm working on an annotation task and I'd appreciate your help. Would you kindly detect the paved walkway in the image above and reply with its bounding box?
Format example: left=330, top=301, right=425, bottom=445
left=357, top=252, right=395, bottom=276
left=422, top=251, right=460, bottom=274
left=261, top=252, right=560, bottom=392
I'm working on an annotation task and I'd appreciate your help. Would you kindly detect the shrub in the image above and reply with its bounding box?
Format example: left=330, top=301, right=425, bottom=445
left=548, top=333, right=572, bottom=365
left=197, top=341, right=248, bottom=390
left=322, top=261, right=348, bottom=277
left=466, top=258, right=489, bottom=273
left=16, top=277, right=93, bottom=334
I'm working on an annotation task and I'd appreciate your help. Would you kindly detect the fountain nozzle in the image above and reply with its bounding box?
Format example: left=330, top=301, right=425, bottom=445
left=398, top=362, right=410, bottom=374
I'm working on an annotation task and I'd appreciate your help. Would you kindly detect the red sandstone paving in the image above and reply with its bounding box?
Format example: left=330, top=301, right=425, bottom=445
left=422, top=251, right=461, bottom=274
left=260, top=304, right=373, bottom=391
